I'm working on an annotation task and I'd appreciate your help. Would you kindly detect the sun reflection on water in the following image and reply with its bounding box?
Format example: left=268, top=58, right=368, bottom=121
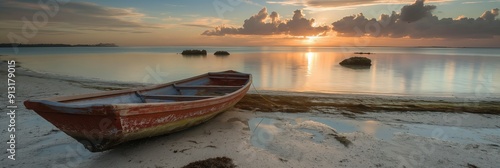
left=305, top=52, right=316, bottom=77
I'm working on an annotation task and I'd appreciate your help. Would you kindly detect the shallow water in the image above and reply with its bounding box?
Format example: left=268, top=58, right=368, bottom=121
left=248, top=115, right=500, bottom=148
left=2, top=46, right=499, bottom=97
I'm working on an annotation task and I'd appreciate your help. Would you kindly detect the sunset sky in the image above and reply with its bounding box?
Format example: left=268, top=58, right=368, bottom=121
left=1, top=0, right=499, bottom=47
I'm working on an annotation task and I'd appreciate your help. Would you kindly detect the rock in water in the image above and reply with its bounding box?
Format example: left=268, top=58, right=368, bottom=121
left=181, top=50, right=207, bottom=55
left=214, top=51, right=230, bottom=55
left=339, top=57, right=372, bottom=66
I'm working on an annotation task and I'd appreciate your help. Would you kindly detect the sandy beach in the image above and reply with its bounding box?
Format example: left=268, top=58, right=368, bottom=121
left=1, top=61, right=500, bottom=168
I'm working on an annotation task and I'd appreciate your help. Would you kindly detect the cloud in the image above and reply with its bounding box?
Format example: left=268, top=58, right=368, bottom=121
left=270, top=11, right=280, bottom=23
left=182, top=24, right=215, bottom=28
left=0, top=0, right=155, bottom=34
left=181, top=17, right=232, bottom=28
left=331, top=13, right=377, bottom=37
left=480, top=8, right=499, bottom=21
left=202, top=7, right=329, bottom=36
left=332, top=1, right=500, bottom=39
left=268, top=0, right=378, bottom=8
left=400, top=0, right=436, bottom=23
left=285, top=9, right=331, bottom=36
left=267, top=0, right=451, bottom=10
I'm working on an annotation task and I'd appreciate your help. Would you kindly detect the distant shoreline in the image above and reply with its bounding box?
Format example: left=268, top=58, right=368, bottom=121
left=0, top=43, right=118, bottom=48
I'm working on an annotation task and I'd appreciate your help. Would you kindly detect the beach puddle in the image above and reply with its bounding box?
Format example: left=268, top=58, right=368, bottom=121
left=248, top=114, right=500, bottom=148
left=248, top=118, right=282, bottom=148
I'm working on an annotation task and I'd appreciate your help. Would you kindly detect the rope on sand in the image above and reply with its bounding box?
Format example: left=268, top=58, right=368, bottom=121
left=251, top=83, right=280, bottom=107
left=249, top=83, right=279, bottom=137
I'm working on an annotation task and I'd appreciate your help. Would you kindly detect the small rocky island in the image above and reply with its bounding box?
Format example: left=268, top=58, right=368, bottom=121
left=181, top=49, right=207, bottom=55
left=214, top=51, right=230, bottom=55
left=339, top=57, right=372, bottom=67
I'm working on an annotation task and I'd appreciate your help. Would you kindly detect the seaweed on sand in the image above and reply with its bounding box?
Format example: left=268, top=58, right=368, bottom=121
left=235, top=94, right=500, bottom=114
left=182, top=157, right=236, bottom=168
left=333, top=134, right=352, bottom=147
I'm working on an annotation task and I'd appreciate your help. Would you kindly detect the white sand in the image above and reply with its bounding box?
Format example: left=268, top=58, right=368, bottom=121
left=1, top=62, right=499, bottom=168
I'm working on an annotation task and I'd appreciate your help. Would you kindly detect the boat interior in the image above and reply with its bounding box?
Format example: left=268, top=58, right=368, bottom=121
left=63, top=72, right=250, bottom=105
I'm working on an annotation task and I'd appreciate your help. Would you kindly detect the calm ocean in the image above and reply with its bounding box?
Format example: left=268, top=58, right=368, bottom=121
left=1, top=46, right=499, bottom=97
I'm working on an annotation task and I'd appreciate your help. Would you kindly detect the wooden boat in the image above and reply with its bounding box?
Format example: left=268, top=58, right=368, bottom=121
left=24, top=70, right=251, bottom=152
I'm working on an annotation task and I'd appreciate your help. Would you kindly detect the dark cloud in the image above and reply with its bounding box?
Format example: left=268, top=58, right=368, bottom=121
left=332, top=1, right=500, bottom=39
left=285, top=9, right=330, bottom=36
left=202, top=8, right=329, bottom=36
left=241, top=8, right=279, bottom=35
left=0, top=0, right=154, bottom=33
left=480, top=8, right=499, bottom=21
left=400, top=0, right=436, bottom=23
left=270, top=11, right=279, bottom=23
left=330, top=13, right=377, bottom=37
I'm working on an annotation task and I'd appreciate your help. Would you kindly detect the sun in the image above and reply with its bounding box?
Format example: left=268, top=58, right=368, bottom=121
left=305, top=36, right=318, bottom=44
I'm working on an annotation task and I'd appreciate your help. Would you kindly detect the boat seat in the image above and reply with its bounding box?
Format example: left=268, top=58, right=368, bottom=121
left=141, top=94, right=216, bottom=101
left=208, top=76, right=248, bottom=80
left=208, top=72, right=249, bottom=77
left=173, top=84, right=242, bottom=89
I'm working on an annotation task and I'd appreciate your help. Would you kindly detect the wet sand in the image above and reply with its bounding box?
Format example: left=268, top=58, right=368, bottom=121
left=1, top=62, right=499, bottom=168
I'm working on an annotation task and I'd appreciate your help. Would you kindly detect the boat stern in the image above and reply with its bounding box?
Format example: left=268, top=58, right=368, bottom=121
left=24, top=100, right=126, bottom=152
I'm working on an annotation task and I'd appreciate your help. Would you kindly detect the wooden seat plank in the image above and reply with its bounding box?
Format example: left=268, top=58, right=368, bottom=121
left=173, top=84, right=242, bottom=89
left=208, top=76, right=248, bottom=80
left=208, top=72, right=249, bottom=77
left=141, top=95, right=216, bottom=101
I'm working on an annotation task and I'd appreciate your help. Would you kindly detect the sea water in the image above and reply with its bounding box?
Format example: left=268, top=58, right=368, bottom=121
left=1, top=46, right=499, bottom=97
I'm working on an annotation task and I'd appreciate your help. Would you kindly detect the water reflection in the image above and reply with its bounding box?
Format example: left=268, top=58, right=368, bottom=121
left=12, top=51, right=500, bottom=97
left=305, top=52, right=315, bottom=76
left=340, top=65, right=371, bottom=70
left=248, top=116, right=500, bottom=146
left=215, top=56, right=229, bottom=60
left=181, top=55, right=207, bottom=58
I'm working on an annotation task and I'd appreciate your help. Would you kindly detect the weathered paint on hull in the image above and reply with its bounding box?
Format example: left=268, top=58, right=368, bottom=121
left=113, top=92, right=245, bottom=151
left=27, top=87, right=247, bottom=152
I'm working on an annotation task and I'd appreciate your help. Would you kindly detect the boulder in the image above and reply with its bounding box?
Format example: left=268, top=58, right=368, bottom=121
left=181, top=49, right=207, bottom=55
left=339, top=57, right=372, bottom=67
left=214, top=51, right=230, bottom=55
